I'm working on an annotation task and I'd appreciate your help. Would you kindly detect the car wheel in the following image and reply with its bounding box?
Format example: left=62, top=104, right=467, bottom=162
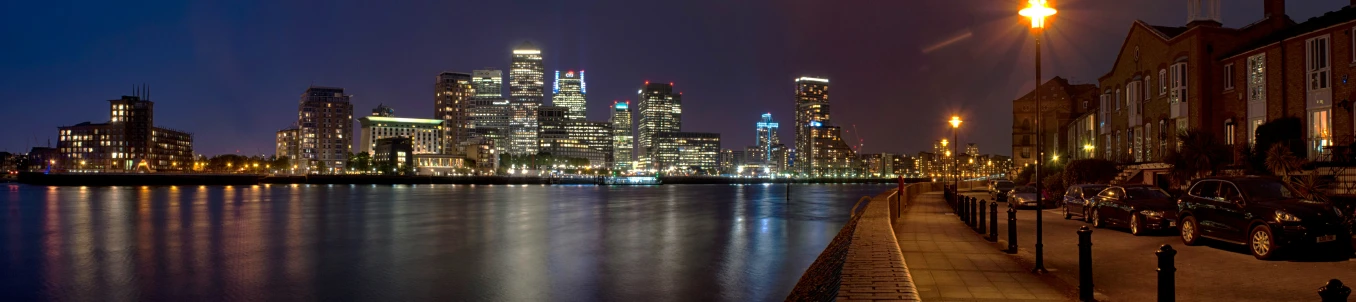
left=1250, top=225, right=1278, bottom=260
left=1083, top=208, right=1093, bottom=223
left=1130, top=214, right=1144, bottom=236
left=1180, top=216, right=1200, bottom=246
left=1092, top=208, right=1104, bottom=228
left=1063, top=206, right=1071, bottom=220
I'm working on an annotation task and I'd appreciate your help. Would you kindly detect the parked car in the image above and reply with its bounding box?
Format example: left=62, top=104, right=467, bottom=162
left=1062, top=184, right=1110, bottom=221
left=1177, top=176, right=1350, bottom=260
left=1007, top=185, right=1053, bottom=209
left=1087, top=185, right=1177, bottom=236
left=991, top=181, right=1015, bottom=200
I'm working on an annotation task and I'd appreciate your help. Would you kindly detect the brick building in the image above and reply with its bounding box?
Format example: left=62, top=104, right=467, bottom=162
left=1011, top=77, right=1098, bottom=170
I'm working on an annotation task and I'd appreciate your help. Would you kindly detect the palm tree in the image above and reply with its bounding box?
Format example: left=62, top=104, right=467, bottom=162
left=1265, top=144, right=1327, bottom=201
left=1163, top=129, right=1230, bottom=186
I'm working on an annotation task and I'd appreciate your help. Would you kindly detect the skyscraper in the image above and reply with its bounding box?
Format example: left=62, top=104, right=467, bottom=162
left=553, top=70, right=587, bottom=120
left=793, top=77, right=855, bottom=176
left=637, top=82, right=682, bottom=169
left=508, top=42, right=544, bottom=155
left=611, top=101, right=634, bottom=171
left=472, top=69, right=503, bottom=99
left=469, top=69, right=509, bottom=158
left=755, top=113, right=780, bottom=162
left=297, top=86, right=353, bottom=173
left=435, top=72, right=473, bottom=155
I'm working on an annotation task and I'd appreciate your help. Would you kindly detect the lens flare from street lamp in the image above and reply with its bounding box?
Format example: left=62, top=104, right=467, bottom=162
left=949, top=116, right=962, bottom=128
left=1019, top=0, right=1056, bottom=29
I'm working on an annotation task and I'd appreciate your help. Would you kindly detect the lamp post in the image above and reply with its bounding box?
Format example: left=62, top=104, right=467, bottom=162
left=1020, top=0, right=1055, bottom=274
left=950, top=116, right=962, bottom=194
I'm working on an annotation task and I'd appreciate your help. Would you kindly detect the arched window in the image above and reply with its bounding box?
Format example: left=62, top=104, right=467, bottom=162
left=1021, top=118, right=1032, bottom=131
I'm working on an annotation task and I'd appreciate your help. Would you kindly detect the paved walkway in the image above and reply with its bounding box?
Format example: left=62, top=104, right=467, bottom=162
left=894, top=192, right=1070, bottom=301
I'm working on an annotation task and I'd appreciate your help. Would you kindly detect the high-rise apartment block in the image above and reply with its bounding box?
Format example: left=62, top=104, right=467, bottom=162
left=793, top=77, right=856, bottom=176
left=553, top=70, right=587, bottom=120
left=637, top=82, right=682, bottom=169
left=435, top=72, right=474, bottom=155
left=508, top=42, right=544, bottom=155
left=611, top=101, right=635, bottom=171
left=297, top=86, right=353, bottom=173
left=56, top=93, right=193, bottom=172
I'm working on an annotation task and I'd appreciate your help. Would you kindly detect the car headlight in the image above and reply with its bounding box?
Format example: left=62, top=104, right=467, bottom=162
left=1139, top=210, right=1164, bottom=218
left=1275, top=210, right=1302, bottom=222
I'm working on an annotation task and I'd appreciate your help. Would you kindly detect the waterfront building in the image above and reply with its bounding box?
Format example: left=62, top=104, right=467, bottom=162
left=469, top=69, right=511, bottom=160
left=1012, top=77, right=1098, bottom=169
left=358, top=105, right=444, bottom=155
left=276, top=125, right=299, bottom=164
left=435, top=72, right=474, bottom=155
left=611, top=101, right=635, bottom=171
left=637, top=82, right=682, bottom=170
left=553, top=70, right=587, bottom=120
left=373, top=137, right=414, bottom=175
left=1067, top=111, right=1098, bottom=160
left=538, top=106, right=611, bottom=167
left=792, top=76, right=856, bottom=176
left=296, top=86, right=353, bottom=173
left=56, top=94, right=193, bottom=172
left=755, top=113, right=780, bottom=164
left=508, top=42, right=544, bottom=155
left=653, top=132, right=720, bottom=175
left=472, top=69, right=503, bottom=98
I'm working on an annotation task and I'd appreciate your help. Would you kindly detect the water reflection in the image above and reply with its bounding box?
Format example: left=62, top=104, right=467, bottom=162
left=0, top=183, right=887, bottom=301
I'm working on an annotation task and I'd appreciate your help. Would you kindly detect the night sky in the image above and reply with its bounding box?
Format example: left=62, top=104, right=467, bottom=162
left=0, top=0, right=1346, bottom=156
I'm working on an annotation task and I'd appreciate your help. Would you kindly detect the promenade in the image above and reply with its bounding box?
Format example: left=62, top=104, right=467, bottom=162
left=894, top=192, right=1069, bottom=301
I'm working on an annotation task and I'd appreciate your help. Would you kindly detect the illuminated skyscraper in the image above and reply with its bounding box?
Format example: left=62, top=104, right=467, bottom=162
left=297, top=86, right=353, bottom=174
left=611, top=101, right=634, bottom=171
left=793, top=77, right=855, bottom=176
left=472, top=69, right=502, bottom=99
left=553, top=70, right=587, bottom=120
left=637, top=82, right=682, bottom=169
left=755, top=113, right=780, bottom=162
left=435, top=72, right=473, bottom=155
left=469, top=69, right=508, bottom=157
left=508, top=42, right=544, bottom=155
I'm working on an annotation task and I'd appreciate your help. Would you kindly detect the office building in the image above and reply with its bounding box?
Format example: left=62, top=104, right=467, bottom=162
left=358, top=106, right=445, bottom=155
left=611, top=101, right=634, bottom=171
left=435, top=72, right=474, bottom=155
left=472, top=69, right=503, bottom=99
left=538, top=106, right=610, bottom=166
left=469, top=69, right=510, bottom=160
left=373, top=137, right=414, bottom=175
left=755, top=113, right=781, bottom=165
left=56, top=93, right=193, bottom=172
left=637, top=82, right=682, bottom=169
left=508, top=42, right=544, bottom=155
left=296, top=86, right=353, bottom=173
left=553, top=70, right=587, bottom=120
left=653, top=132, right=720, bottom=175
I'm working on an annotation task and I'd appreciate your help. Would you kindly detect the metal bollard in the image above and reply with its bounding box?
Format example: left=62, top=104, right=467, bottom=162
left=988, top=202, right=999, bottom=242
left=1007, top=204, right=1017, bottom=254
left=970, top=198, right=978, bottom=229
left=978, top=199, right=987, bottom=233
left=960, top=196, right=968, bottom=221
left=1319, top=279, right=1351, bottom=302
left=1157, top=245, right=1176, bottom=302
left=1078, top=226, right=1094, bottom=302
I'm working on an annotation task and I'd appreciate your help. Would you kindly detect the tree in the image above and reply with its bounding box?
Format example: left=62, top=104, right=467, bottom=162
left=1163, top=129, right=1231, bottom=186
left=1249, top=117, right=1304, bottom=175
left=272, top=156, right=291, bottom=172
left=1063, top=159, right=1118, bottom=185
left=347, top=152, right=371, bottom=173
left=316, top=160, right=329, bottom=174
left=1043, top=171, right=1066, bottom=195
left=1265, top=144, right=1327, bottom=201
left=1015, top=165, right=1035, bottom=184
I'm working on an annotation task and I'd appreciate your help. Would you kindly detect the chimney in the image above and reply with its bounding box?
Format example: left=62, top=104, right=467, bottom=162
left=1265, top=0, right=1285, bottom=19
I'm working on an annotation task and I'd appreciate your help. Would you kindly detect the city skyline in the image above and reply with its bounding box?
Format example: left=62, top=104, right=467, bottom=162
left=2, top=1, right=1347, bottom=156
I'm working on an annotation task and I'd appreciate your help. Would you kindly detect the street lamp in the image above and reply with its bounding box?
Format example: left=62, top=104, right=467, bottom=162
left=949, top=116, right=962, bottom=196
left=1020, top=0, right=1055, bottom=274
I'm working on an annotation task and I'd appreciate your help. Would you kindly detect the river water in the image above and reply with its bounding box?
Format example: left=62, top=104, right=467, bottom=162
left=0, top=183, right=890, bottom=302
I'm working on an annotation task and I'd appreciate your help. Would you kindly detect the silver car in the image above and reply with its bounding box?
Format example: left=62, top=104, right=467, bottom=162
left=1006, top=185, right=1042, bottom=209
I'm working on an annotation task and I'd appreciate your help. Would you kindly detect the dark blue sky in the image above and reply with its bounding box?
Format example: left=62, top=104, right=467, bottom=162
left=0, top=0, right=1345, bottom=156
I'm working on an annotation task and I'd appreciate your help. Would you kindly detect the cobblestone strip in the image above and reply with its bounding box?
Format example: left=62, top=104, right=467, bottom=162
left=836, top=188, right=923, bottom=301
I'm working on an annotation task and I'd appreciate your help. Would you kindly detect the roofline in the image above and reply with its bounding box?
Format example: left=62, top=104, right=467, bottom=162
left=1099, top=21, right=1213, bottom=81
left=1222, top=18, right=1356, bottom=61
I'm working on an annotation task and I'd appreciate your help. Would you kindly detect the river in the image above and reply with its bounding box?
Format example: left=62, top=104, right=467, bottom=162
left=0, top=183, right=890, bottom=301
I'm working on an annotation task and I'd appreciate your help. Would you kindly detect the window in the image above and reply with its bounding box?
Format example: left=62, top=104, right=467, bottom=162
left=1308, top=35, right=1330, bottom=91
left=1159, top=69, right=1167, bottom=95
left=1223, top=63, right=1234, bottom=90
left=1169, top=63, right=1187, bottom=103
left=1250, top=118, right=1263, bottom=145
left=1189, top=181, right=1219, bottom=198
left=1248, top=54, right=1266, bottom=103
left=1352, top=27, right=1356, bottom=63
left=1312, top=109, right=1332, bottom=156
left=1144, top=76, right=1152, bottom=101
left=1145, top=123, right=1154, bottom=160
left=1225, top=122, right=1235, bottom=145
left=1115, top=89, right=1121, bottom=111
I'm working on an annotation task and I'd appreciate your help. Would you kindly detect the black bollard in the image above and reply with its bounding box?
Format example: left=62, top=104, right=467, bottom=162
left=978, top=199, right=987, bottom=234
left=1007, top=204, right=1018, bottom=254
left=989, top=202, right=999, bottom=242
left=971, top=198, right=979, bottom=229
left=1320, top=279, right=1351, bottom=302
left=1078, top=226, right=1094, bottom=302
left=960, top=196, right=968, bottom=221
left=1157, top=245, right=1176, bottom=302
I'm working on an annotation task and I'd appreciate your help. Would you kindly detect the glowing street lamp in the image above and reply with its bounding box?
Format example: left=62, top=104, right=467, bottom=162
left=1020, top=0, right=1056, bottom=274
left=949, top=116, right=962, bottom=194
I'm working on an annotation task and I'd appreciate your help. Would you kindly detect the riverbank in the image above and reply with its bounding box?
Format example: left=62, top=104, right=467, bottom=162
left=17, top=172, right=925, bottom=186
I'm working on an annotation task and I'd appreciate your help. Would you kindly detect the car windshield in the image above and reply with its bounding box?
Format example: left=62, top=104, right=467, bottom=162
left=996, top=182, right=1014, bottom=189
left=1125, top=187, right=1170, bottom=200
left=1013, top=186, right=1036, bottom=193
left=1081, top=186, right=1108, bottom=196
left=1237, top=179, right=1295, bottom=201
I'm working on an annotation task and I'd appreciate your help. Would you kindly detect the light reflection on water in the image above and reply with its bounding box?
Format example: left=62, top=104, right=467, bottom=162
left=0, top=183, right=888, bottom=301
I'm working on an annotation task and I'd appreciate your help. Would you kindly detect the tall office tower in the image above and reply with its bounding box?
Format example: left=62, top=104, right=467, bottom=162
left=297, top=86, right=353, bottom=173
left=794, top=77, right=830, bottom=175
left=553, top=70, right=587, bottom=120
left=610, top=101, right=634, bottom=171
left=755, top=113, right=780, bottom=163
left=637, top=82, right=682, bottom=169
left=508, top=42, right=544, bottom=155
left=472, top=69, right=503, bottom=99
left=469, top=69, right=508, bottom=156
left=653, top=132, right=720, bottom=175
left=435, top=72, right=474, bottom=155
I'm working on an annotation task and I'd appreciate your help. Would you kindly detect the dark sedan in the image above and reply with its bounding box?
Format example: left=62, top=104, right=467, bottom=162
left=1089, top=185, right=1178, bottom=236
left=1178, top=177, right=1350, bottom=260
left=1062, top=184, right=1109, bottom=222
